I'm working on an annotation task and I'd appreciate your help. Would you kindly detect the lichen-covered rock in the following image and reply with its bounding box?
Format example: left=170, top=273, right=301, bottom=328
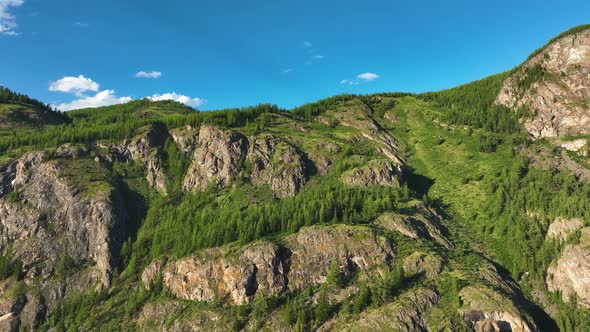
left=340, top=288, right=438, bottom=332
left=496, top=27, right=590, bottom=139
left=341, top=159, right=401, bottom=188
left=163, top=242, right=286, bottom=305
left=247, top=135, right=308, bottom=197
left=285, top=225, right=395, bottom=291
left=546, top=227, right=590, bottom=308
left=403, top=252, right=444, bottom=279
left=182, top=125, right=248, bottom=192
left=460, top=286, right=535, bottom=332
left=546, top=216, right=583, bottom=242
left=170, top=125, right=199, bottom=156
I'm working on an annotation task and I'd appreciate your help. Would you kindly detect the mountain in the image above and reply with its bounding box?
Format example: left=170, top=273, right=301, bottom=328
left=0, top=86, right=67, bottom=130
left=0, top=25, right=590, bottom=331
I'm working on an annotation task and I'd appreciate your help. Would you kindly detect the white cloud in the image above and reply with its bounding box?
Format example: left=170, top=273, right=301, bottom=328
left=49, top=75, right=100, bottom=96
left=303, top=41, right=312, bottom=48
left=282, top=68, right=294, bottom=74
left=357, top=72, right=379, bottom=81
left=149, top=92, right=206, bottom=107
left=54, top=90, right=132, bottom=111
left=312, top=55, right=324, bottom=60
left=73, top=21, right=89, bottom=27
left=135, top=71, right=162, bottom=79
left=0, top=0, right=24, bottom=36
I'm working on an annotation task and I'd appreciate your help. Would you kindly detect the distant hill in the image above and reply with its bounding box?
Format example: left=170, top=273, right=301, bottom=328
left=0, top=86, right=66, bottom=129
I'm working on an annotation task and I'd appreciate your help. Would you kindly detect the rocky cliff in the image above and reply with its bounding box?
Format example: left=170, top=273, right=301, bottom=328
left=496, top=26, right=590, bottom=139
left=151, top=225, right=395, bottom=305
left=547, top=227, right=590, bottom=308
left=183, top=125, right=248, bottom=192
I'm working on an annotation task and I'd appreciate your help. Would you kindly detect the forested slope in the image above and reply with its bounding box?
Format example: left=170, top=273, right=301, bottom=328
left=0, top=25, right=590, bottom=332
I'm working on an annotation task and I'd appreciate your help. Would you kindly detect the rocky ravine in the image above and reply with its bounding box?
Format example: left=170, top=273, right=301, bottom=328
left=496, top=27, right=590, bottom=139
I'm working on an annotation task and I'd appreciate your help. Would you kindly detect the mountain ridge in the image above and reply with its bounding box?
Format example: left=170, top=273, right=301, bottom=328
left=0, top=25, right=589, bottom=331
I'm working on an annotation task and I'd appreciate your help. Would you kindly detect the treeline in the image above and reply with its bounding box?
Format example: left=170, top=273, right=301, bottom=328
left=0, top=102, right=279, bottom=154
left=290, top=92, right=414, bottom=121
left=0, top=85, right=54, bottom=112
left=418, top=72, right=522, bottom=134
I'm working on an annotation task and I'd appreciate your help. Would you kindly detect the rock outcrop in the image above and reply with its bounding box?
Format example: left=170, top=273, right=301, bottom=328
left=247, top=134, right=308, bottom=197
left=0, top=155, right=126, bottom=288
left=341, top=159, right=401, bottom=188
left=156, top=225, right=395, bottom=304
left=546, top=227, right=590, bottom=308
left=460, top=286, right=535, bottom=332
left=182, top=125, right=248, bottom=192
left=496, top=27, right=590, bottom=139
left=403, top=252, right=444, bottom=279
left=169, top=125, right=199, bottom=156
left=163, top=242, right=287, bottom=305
left=375, top=204, right=453, bottom=249
left=341, top=288, right=439, bottom=332
left=546, top=216, right=583, bottom=242
left=284, top=225, right=395, bottom=291
left=99, top=124, right=168, bottom=192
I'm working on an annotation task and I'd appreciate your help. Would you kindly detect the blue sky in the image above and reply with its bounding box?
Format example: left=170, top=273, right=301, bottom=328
left=0, top=0, right=589, bottom=111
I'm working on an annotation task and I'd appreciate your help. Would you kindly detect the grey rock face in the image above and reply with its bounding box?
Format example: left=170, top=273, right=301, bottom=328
left=247, top=134, right=308, bottom=197
left=341, top=159, right=401, bottom=188
left=496, top=28, right=590, bottom=139
left=182, top=125, right=248, bottom=192
left=0, top=155, right=126, bottom=289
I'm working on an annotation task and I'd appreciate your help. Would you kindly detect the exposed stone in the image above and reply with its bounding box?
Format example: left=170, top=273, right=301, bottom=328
left=182, top=125, right=248, bottom=192
left=98, top=124, right=168, bottom=193
left=546, top=216, right=583, bottom=242
left=141, top=257, right=168, bottom=290
left=558, top=139, right=588, bottom=155
left=247, top=134, right=308, bottom=197
left=285, top=225, right=395, bottom=291
left=403, top=252, right=444, bottom=279
left=340, top=288, right=439, bottom=332
left=547, top=227, right=590, bottom=308
left=341, top=159, right=401, bottom=188
left=170, top=125, right=199, bottom=156
left=0, top=160, right=16, bottom=197
left=0, top=157, right=126, bottom=289
left=163, top=242, right=286, bottom=305
left=55, top=143, right=90, bottom=159
left=159, top=225, right=394, bottom=305
left=308, top=141, right=341, bottom=176
left=375, top=206, right=453, bottom=249
left=460, top=286, right=535, bottom=332
left=496, top=27, right=590, bottom=139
